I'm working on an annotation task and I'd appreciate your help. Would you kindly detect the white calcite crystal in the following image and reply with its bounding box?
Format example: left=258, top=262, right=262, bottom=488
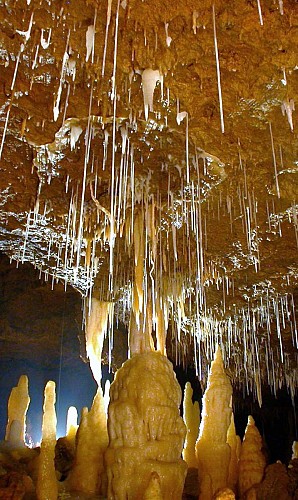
left=195, top=346, right=233, bottom=499
left=5, top=374, right=30, bottom=446
left=238, top=415, right=266, bottom=497
left=36, top=381, right=58, bottom=500
left=105, top=351, right=187, bottom=499
left=142, top=68, right=161, bottom=120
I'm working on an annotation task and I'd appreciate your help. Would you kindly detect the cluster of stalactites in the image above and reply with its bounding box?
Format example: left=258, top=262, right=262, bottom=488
left=129, top=207, right=168, bottom=357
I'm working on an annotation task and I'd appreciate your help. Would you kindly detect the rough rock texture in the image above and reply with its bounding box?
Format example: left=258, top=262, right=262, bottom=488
left=0, top=0, right=296, bottom=395
left=256, top=462, right=291, bottom=500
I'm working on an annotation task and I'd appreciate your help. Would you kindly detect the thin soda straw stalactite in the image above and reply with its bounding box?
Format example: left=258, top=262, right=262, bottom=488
left=257, top=0, right=264, bottom=26
left=102, top=0, right=113, bottom=78
left=269, top=122, right=280, bottom=199
left=75, top=83, right=94, bottom=281
left=109, top=0, right=121, bottom=294
left=212, top=4, right=225, bottom=134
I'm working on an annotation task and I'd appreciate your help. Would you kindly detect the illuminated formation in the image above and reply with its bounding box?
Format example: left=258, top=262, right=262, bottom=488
left=5, top=375, right=30, bottom=446
left=36, top=381, right=58, bottom=500
left=105, top=351, right=187, bottom=499
left=183, top=381, right=200, bottom=468
left=68, top=388, right=108, bottom=495
left=195, top=346, right=233, bottom=499
left=226, top=413, right=241, bottom=493
left=1, top=345, right=296, bottom=499
left=0, top=0, right=298, bottom=497
left=238, top=415, right=266, bottom=497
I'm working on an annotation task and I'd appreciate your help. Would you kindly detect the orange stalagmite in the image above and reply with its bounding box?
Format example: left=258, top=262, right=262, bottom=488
left=5, top=375, right=30, bottom=445
left=36, top=381, right=58, bottom=500
left=195, top=346, right=233, bottom=499
left=68, top=387, right=109, bottom=495
left=183, top=381, right=200, bottom=468
left=105, top=351, right=187, bottom=499
left=238, top=415, right=266, bottom=497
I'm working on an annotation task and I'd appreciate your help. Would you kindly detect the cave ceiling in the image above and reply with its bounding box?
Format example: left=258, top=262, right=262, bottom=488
left=0, top=0, right=297, bottom=398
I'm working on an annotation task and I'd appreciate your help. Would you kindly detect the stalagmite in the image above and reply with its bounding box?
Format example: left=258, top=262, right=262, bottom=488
left=66, top=406, right=78, bottom=445
left=292, top=441, right=298, bottom=459
left=36, top=381, right=58, bottom=500
left=5, top=375, right=30, bottom=445
left=68, top=388, right=109, bottom=495
left=183, top=381, right=200, bottom=468
left=195, top=346, right=233, bottom=499
left=105, top=351, right=187, bottom=499
left=226, top=413, right=241, bottom=492
left=85, top=298, right=114, bottom=385
left=238, top=415, right=266, bottom=497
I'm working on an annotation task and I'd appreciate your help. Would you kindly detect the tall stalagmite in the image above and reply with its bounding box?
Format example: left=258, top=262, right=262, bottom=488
left=183, top=381, right=200, bottom=468
left=5, top=375, right=30, bottom=445
left=195, top=346, right=233, bottom=499
left=105, top=351, right=187, bottom=499
left=238, top=415, right=266, bottom=497
left=68, top=387, right=109, bottom=495
left=36, top=381, right=58, bottom=500
left=227, top=413, right=241, bottom=492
